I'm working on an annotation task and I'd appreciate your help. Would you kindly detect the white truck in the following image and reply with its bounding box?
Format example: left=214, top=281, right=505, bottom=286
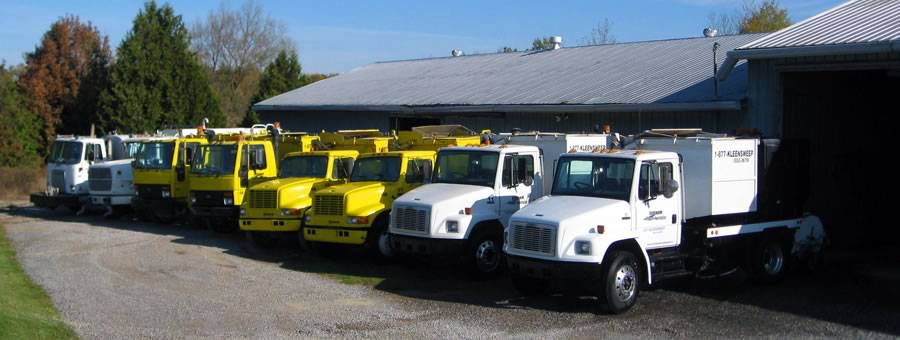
left=389, top=132, right=610, bottom=275
left=504, top=130, right=826, bottom=313
left=30, top=135, right=111, bottom=210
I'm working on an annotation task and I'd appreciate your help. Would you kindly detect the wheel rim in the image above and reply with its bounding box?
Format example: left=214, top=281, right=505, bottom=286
left=614, top=264, right=637, bottom=303
left=476, top=240, right=499, bottom=272
left=377, top=230, right=393, bottom=257
left=762, top=243, right=784, bottom=276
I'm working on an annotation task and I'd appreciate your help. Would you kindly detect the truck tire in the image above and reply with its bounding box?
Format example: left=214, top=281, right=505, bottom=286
left=511, top=274, right=550, bottom=296
left=152, top=211, right=176, bottom=224
left=468, top=228, right=504, bottom=277
left=598, top=250, right=640, bottom=314
left=296, top=228, right=311, bottom=252
left=246, top=231, right=277, bottom=248
left=209, top=217, right=238, bottom=233
left=365, top=216, right=393, bottom=259
left=750, top=237, right=788, bottom=283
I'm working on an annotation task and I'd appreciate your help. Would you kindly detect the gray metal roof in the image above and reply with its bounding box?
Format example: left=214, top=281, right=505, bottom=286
left=255, top=34, right=767, bottom=113
left=738, top=0, right=900, bottom=50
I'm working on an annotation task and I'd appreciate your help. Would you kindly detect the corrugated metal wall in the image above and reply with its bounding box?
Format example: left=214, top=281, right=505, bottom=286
left=263, top=110, right=749, bottom=136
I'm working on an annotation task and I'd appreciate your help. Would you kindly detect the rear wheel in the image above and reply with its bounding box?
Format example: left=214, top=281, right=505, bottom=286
left=598, top=250, right=640, bottom=314
left=511, top=274, right=550, bottom=296
left=468, top=228, right=504, bottom=276
left=750, top=237, right=788, bottom=283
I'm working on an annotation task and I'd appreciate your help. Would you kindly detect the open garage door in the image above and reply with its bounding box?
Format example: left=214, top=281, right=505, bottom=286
left=782, top=69, right=898, bottom=248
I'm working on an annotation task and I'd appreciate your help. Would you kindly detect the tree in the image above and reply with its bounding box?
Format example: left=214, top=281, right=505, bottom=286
left=497, top=46, right=518, bottom=53
left=0, top=63, right=42, bottom=167
left=739, top=0, right=792, bottom=33
left=528, top=37, right=556, bottom=51
left=18, top=15, right=111, bottom=151
left=581, top=18, right=616, bottom=46
left=707, top=1, right=792, bottom=35
left=191, top=0, right=294, bottom=125
left=242, top=49, right=302, bottom=126
left=98, top=1, right=224, bottom=134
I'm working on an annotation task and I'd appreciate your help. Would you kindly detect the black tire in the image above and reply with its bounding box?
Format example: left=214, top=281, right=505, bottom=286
left=750, top=237, right=789, bottom=283
left=468, top=228, right=504, bottom=277
left=598, top=250, right=640, bottom=314
left=208, top=217, right=238, bottom=233
left=246, top=231, right=278, bottom=248
left=511, top=274, right=550, bottom=296
left=364, top=215, right=393, bottom=260
left=296, top=227, right=311, bottom=252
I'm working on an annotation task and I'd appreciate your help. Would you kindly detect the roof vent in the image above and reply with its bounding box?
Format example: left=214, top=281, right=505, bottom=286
left=703, top=28, right=718, bottom=37
left=451, top=49, right=463, bottom=57
left=550, top=36, right=562, bottom=50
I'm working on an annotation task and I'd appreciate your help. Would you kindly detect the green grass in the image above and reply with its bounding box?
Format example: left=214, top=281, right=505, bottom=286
left=0, top=225, right=77, bottom=340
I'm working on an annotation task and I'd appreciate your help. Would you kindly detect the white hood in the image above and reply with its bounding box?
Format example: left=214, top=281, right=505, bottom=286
left=395, top=183, right=494, bottom=209
left=513, top=195, right=631, bottom=227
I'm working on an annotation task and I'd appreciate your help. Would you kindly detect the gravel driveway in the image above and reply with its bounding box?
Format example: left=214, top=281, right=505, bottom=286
left=2, top=204, right=898, bottom=339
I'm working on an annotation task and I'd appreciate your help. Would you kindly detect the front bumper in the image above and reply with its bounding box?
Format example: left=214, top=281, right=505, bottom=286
left=506, top=254, right=603, bottom=282
left=240, top=218, right=302, bottom=232
left=390, top=233, right=467, bottom=256
left=191, top=205, right=239, bottom=219
left=90, top=195, right=133, bottom=206
left=30, top=192, right=83, bottom=209
left=303, top=225, right=368, bottom=245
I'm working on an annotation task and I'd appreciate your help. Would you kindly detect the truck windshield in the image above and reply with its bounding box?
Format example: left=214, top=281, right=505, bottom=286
left=192, top=144, right=238, bottom=176
left=279, top=156, right=327, bottom=179
left=48, top=141, right=83, bottom=164
left=432, top=150, right=499, bottom=187
left=124, top=142, right=143, bottom=158
left=134, top=142, right=175, bottom=170
left=350, top=156, right=400, bottom=182
left=552, top=157, right=635, bottom=201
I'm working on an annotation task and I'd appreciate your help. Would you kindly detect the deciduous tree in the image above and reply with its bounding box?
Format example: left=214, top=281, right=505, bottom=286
left=0, top=64, right=42, bottom=166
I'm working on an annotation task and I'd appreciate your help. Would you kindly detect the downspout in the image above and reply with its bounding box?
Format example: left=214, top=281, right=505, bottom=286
left=713, top=42, right=720, bottom=98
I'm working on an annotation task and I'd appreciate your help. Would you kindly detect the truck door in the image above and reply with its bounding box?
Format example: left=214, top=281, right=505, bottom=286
left=497, top=153, right=536, bottom=227
left=634, top=161, right=681, bottom=249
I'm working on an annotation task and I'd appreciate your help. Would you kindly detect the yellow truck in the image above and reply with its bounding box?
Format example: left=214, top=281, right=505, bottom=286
left=132, top=134, right=209, bottom=223
left=302, top=125, right=483, bottom=257
left=189, top=125, right=318, bottom=233
left=238, top=129, right=394, bottom=247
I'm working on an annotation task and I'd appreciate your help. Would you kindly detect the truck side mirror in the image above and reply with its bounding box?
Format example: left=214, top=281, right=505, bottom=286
left=523, top=175, right=533, bottom=187
left=663, top=179, right=679, bottom=199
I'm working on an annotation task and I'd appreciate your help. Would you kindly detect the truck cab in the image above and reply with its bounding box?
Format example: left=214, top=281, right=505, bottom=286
left=389, top=132, right=609, bottom=275
left=31, top=136, right=109, bottom=210
left=88, top=133, right=172, bottom=215
left=504, top=132, right=827, bottom=314
left=132, top=135, right=208, bottom=222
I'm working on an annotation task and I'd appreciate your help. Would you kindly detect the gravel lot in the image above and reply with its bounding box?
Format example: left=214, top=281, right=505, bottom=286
left=1, top=203, right=898, bottom=339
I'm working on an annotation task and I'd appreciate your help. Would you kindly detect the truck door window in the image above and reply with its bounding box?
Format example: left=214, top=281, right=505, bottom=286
left=405, top=159, right=432, bottom=184
left=502, top=155, right=534, bottom=187
left=639, top=163, right=661, bottom=201
left=248, top=145, right=267, bottom=170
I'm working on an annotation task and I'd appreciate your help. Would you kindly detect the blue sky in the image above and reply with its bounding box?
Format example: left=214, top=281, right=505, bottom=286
left=0, top=0, right=844, bottom=74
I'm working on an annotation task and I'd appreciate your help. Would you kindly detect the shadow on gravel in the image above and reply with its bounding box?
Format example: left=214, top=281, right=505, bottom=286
left=4, top=205, right=899, bottom=335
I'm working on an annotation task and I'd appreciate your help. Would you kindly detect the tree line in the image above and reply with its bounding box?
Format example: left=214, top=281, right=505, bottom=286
left=0, top=0, right=329, bottom=167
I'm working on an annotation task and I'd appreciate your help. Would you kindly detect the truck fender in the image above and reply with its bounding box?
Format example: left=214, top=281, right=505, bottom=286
left=791, top=215, right=827, bottom=257
left=599, top=237, right=653, bottom=285
left=461, top=212, right=503, bottom=239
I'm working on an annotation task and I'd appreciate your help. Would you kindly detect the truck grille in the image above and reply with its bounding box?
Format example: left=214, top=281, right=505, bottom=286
left=137, top=184, right=167, bottom=199
left=192, top=191, right=226, bottom=206
left=89, top=168, right=112, bottom=191
left=510, top=224, right=556, bottom=256
left=51, top=170, right=65, bottom=189
left=314, top=195, right=343, bottom=215
left=248, top=190, right=277, bottom=209
left=393, top=206, right=429, bottom=234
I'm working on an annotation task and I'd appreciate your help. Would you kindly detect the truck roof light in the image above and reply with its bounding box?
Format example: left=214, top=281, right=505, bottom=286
left=596, top=225, right=604, bottom=234
left=464, top=207, right=472, bottom=215
left=568, top=148, right=577, bottom=153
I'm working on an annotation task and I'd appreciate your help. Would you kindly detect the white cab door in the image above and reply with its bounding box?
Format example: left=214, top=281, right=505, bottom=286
left=497, top=153, right=537, bottom=227
left=634, top=161, right=681, bottom=249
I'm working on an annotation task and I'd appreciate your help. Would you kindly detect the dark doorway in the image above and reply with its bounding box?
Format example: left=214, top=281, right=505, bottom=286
left=782, top=69, right=899, bottom=248
left=391, top=117, right=441, bottom=131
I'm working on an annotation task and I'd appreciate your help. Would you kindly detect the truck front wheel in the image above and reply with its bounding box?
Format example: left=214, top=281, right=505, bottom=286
left=599, top=251, right=640, bottom=314
left=468, top=229, right=504, bottom=276
left=365, top=216, right=393, bottom=259
left=246, top=231, right=277, bottom=248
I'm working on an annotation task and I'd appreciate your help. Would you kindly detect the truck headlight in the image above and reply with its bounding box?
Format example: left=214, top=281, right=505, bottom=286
left=161, top=189, right=171, bottom=198
left=304, top=214, right=312, bottom=223
left=446, top=221, right=459, bottom=233
left=224, top=198, right=234, bottom=205
left=575, top=241, right=592, bottom=255
left=347, top=216, right=368, bottom=224
left=190, top=193, right=197, bottom=204
left=240, top=208, right=246, bottom=216
left=281, top=208, right=301, bottom=216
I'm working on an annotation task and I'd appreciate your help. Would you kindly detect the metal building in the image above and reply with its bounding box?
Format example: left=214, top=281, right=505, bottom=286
left=254, top=34, right=767, bottom=135
left=717, top=0, right=900, bottom=247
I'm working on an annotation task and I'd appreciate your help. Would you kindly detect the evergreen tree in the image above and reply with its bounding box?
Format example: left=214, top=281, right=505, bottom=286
left=99, top=1, right=223, bottom=133
left=242, top=49, right=302, bottom=126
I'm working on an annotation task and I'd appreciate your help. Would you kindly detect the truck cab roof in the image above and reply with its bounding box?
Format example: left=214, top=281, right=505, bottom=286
left=359, top=150, right=435, bottom=158
left=285, top=150, right=360, bottom=158
left=438, top=144, right=538, bottom=154
left=559, top=149, right=679, bottom=161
